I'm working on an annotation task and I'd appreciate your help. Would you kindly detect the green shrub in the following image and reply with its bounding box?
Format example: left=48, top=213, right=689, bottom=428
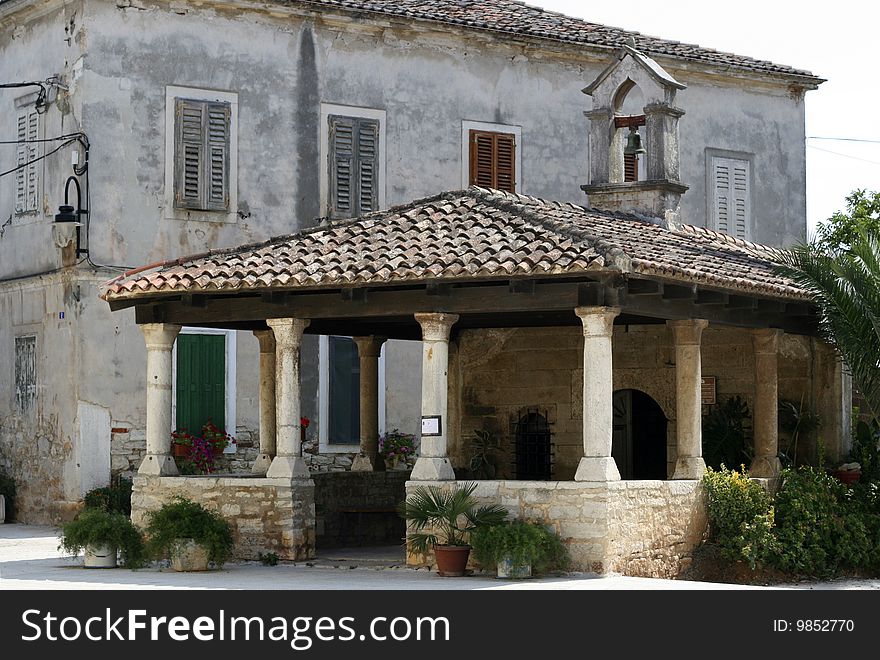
left=145, top=497, right=234, bottom=567
left=0, top=471, right=16, bottom=521
left=702, top=466, right=776, bottom=569
left=60, top=508, right=146, bottom=568
left=471, top=520, right=570, bottom=574
left=83, top=477, right=133, bottom=515
left=771, top=467, right=880, bottom=576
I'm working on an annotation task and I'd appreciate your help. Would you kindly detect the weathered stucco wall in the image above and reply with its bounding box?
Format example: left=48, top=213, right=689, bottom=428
left=406, top=479, right=707, bottom=577
left=131, top=474, right=315, bottom=560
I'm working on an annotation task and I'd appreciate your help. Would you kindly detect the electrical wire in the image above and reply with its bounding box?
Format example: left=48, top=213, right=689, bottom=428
left=0, top=138, right=78, bottom=179
left=807, top=144, right=880, bottom=166
left=807, top=136, right=880, bottom=144
left=0, top=81, right=49, bottom=113
left=0, top=132, right=87, bottom=145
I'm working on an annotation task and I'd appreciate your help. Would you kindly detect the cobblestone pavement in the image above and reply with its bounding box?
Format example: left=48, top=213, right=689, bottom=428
left=2, top=524, right=878, bottom=590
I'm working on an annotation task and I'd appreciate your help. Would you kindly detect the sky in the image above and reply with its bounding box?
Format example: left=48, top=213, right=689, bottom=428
left=536, top=0, right=880, bottom=237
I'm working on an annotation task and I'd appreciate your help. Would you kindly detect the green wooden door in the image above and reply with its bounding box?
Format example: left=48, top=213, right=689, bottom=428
left=176, top=334, right=226, bottom=434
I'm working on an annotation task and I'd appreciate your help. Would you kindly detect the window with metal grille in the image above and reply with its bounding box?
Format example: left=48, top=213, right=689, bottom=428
left=710, top=155, right=751, bottom=240
left=15, top=109, right=40, bottom=213
left=514, top=409, right=553, bottom=480
left=469, top=130, right=516, bottom=192
left=14, top=335, right=37, bottom=412
left=328, top=115, right=379, bottom=220
left=174, top=97, right=231, bottom=211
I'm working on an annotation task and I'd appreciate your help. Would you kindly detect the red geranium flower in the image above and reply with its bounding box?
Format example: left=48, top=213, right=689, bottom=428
left=300, top=416, right=310, bottom=428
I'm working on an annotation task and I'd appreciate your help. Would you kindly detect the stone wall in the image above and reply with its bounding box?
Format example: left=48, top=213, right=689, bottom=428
left=131, top=475, right=315, bottom=561
left=406, top=479, right=706, bottom=577
left=313, top=471, right=409, bottom=547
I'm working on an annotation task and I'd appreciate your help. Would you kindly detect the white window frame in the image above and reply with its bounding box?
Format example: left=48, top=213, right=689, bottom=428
left=461, top=119, right=523, bottom=192
left=318, top=335, right=387, bottom=453
left=319, top=103, right=386, bottom=217
left=706, top=148, right=754, bottom=241
left=171, top=327, right=237, bottom=453
left=164, top=85, right=239, bottom=223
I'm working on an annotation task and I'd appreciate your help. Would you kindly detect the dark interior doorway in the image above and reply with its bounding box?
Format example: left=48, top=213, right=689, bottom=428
left=515, top=410, right=553, bottom=480
left=612, top=389, right=668, bottom=480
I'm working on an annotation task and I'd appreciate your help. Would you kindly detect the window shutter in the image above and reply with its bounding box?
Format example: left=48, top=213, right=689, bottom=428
left=14, top=111, right=39, bottom=213
left=357, top=118, right=379, bottom=214
left=205, top=102, right=230, bottom=211
left=175, top=99, right=205, bottom=209
left=15, top=335, right=37, bottom=413
left=26, top=111, right=39, bottom=211
left=15, top=114, right=27, bottom=213
left=469, top=130, right=516, bottom=193
left=329, top=115, right=355, bottom=219
left=712, top=156, right=750, bottom=240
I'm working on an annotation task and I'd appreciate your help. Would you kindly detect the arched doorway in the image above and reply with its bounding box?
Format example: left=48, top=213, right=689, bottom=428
left=612, top=389, right=667, bottom=480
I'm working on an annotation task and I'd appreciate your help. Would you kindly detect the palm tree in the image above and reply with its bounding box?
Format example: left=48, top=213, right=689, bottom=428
left=776, top=230, right=880, bottom=421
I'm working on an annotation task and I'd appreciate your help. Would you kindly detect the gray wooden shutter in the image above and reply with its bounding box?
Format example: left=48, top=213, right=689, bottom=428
left=15, top=111, right=38, bottom=213
left=329, top=115, right=355, bottom=219
left=15, top=113, right=27, bottom=213
left=205, top=102, right=230, bottom=211
left=356, top=118, right=379, bottom=214
left=175, top=99, right=206, bottom=209
left=711, top=156, right=750, bottom=240
left=15, top=335, right=37, bottom=413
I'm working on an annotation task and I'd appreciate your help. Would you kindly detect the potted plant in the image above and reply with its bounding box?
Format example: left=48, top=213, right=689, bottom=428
left=401, top=482, right=507, bottom=576
left=300, top=416, right=310, bottom=443
left=379, top=429, right=416, bottom=470
left=471, top=520, right=570, bottom=579
left=171, top=429, right=195, bottom=458
left=201, top=420, right=234, bottom=457
left=59, top=508, right=146, bottom=569
left=145, top=497, right=233, bottom=571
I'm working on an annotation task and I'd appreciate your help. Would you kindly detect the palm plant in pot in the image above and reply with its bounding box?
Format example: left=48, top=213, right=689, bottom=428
left=401, top=482, right=507, bottom=576
left=471, top=520, right=570, bottom=579
left=59, top=508, right=146, bottom=569
left=145, top=497, right=234, bottom=571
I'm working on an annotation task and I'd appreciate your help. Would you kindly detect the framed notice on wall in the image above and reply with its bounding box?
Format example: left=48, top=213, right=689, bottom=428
left=701, top=376, right=716, bottom=405
left=421, top=415, right=442, bottom=437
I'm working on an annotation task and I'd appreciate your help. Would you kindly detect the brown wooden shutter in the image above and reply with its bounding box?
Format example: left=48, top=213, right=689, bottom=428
left=469, top=130, right=516, bottom=193
left=624, top=153, right=638, bottom=182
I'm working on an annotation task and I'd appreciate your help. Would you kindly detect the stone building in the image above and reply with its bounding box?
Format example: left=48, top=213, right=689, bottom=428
left=0, top=0, right=828, bottom=527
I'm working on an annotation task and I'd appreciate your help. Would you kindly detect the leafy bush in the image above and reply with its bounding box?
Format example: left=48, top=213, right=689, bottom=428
left=0, top=470, right=16, bottom=521
left=144, top=497, right=234, bottom=567
left=471, top=520, right=570, bottom=574
left=851, top=419, right=880, bottom=483
left=702, top=466, right=776, bottom=569
left=83, top=477, right=133, bottom=515
left=60, top=508, right=146, bottom=568
left=771, top=467, right=880, bottom=576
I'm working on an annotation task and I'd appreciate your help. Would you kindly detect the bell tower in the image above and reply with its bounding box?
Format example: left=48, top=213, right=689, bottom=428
left=582, top=39, right=688, bottom=225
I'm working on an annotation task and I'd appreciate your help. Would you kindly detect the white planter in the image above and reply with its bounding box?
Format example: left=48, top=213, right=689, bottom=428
left=84, top=544, right=118, bottom=568
left=497, top=557, right=531, bottom=579
left=170, top=539, right=210, bottom=572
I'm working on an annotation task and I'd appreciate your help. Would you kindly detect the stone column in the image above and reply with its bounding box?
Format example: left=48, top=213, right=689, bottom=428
left=668, top=319, right=709, bottom=479
left=252, top=329, right=276, bottom=475
left=351, top=336, right=386, bottom=472
left=644, top=102, right=685, bottom=182
left=585, top=107, right=614, bottom=185
left=751, top=328, right=782, bottom=478
left=574, top=306, right=621, bottom=482
left=410, top=313, right=459, bottom=481
left=139, top=323, right=181, bottom=476
left=265, top=318, right=310, bottom=479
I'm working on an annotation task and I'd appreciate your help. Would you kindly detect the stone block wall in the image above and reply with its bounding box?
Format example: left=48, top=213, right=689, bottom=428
left=313, top=470, right=409, bottom=547
left=405, top=479, right=707, bottom=577
left=131, top=475, right=315, bottom=561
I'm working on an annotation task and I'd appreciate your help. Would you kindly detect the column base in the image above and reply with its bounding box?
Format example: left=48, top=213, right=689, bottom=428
left=672, top=456, right=706, bottom=480
left=749, top=455, right=781, bottom=479
left=138, top=454, right=179, bottom=476
left=410, top=457, right=455, bottom=481
left=266, top=455, right=311, bottom=479
left=574, top=456, right=620, bottom=482
left=351, top=452, right=384, bottom=472
left=251, top=453, right=274, bottom=475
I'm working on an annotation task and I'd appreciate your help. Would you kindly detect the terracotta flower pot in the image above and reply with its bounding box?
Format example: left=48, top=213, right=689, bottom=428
left=434, top=545, right=471, bottom=577
left=834, top=469, right=861, bottom=486
left=172, top=444, right=189, bottom=458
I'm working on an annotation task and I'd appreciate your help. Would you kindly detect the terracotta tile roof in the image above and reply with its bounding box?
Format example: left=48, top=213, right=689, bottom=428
left=102, top=187, right=808, bottom=304
left=291, top=0, right=820, bottom=81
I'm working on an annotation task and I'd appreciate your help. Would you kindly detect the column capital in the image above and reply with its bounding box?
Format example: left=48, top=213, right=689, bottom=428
left=584, top=106, right=613, bottom=121
left=253, top=328, right=276, bottom=353
left=353, top=335, right=387, bottom=359
left=643, top=101, right=686, bottom=119
left=140, top=323, right=181, bottom=349
left=752, top=327, right=782, bottom=354
left=414, top=312, right=459, bottom=342
left=667, top=318, right=709, bottom=345
left=574, top=306, right=620, bottom=337
left=266, top=317, right=310, bottom=344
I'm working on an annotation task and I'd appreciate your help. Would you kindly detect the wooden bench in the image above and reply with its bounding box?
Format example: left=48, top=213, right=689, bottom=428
left=337, top=506, right=399, bottom=545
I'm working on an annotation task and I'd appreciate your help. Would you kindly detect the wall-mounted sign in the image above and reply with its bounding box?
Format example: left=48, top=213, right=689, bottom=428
left=701, top=376, right=716, bottom=405
left=421, top=415, right=442, bottom=437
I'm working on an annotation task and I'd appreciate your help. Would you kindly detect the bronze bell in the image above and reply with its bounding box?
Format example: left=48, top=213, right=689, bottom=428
left=623, top=126, right=647, bottom=156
